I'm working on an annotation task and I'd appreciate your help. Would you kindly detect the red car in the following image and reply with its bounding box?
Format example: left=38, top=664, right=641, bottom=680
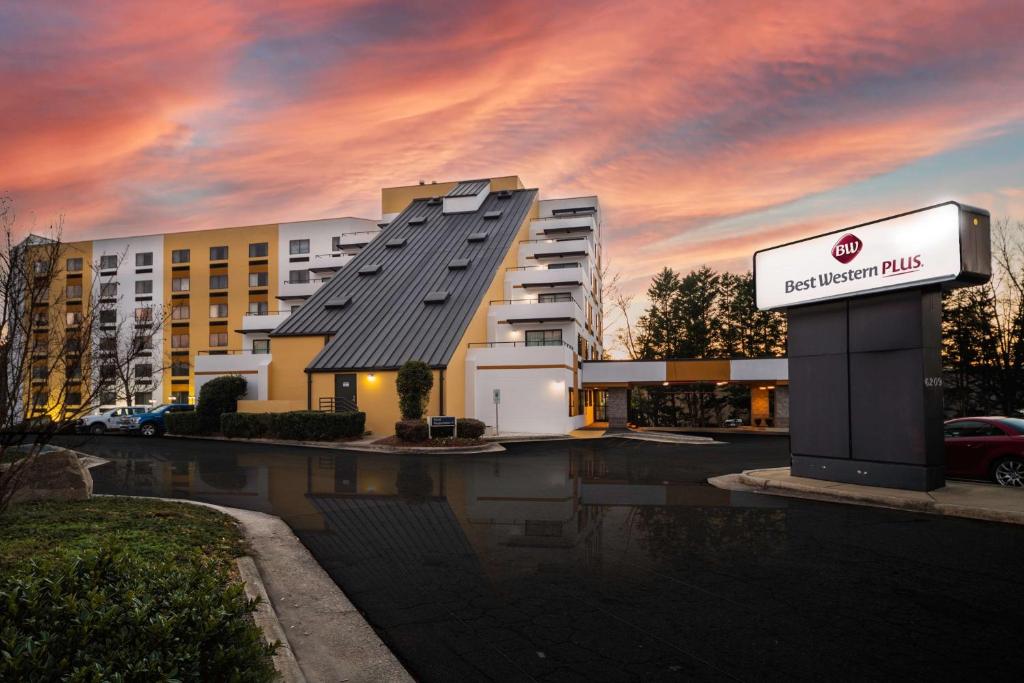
left=944, top=417, right=1024, bottom=486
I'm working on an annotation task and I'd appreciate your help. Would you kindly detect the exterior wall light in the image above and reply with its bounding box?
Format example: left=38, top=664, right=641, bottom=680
left=368, top=373, right=376, bottom=380
left=662, top=382, right=670, bottom=386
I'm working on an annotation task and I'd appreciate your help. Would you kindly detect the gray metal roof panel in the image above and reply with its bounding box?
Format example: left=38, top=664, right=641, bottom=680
left=272, top=188, right=538, bottom=371
left=446, top=179, right=489, bottom=197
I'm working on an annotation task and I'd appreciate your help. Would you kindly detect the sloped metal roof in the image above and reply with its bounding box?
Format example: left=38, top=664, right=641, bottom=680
left=272, top=188, right=537, bottom=371
left=446, top=179, right=489, bottom=197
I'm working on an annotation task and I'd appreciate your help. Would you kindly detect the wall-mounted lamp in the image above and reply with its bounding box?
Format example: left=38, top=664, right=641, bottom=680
left=368, top=373, right=376, bottom=380
left=662, top=381, right=670, bottom=386
left=715, top=381, right=728, bottom=386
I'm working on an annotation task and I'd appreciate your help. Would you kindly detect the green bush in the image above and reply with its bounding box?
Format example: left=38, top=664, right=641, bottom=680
left=0, top=548, right=276, bottom=682
left=395, top=419, right=429, bottom=442
left=220, top=412, right=273, bottom=439
left=457, top=418, right=486, bottom=439
left=396, top=360, right=433, bottom=420
left=220, top=411, right=365, bottom=441
left=196, top=375, right=248, bottom=434
left=164, top=410, right=202, bottom=435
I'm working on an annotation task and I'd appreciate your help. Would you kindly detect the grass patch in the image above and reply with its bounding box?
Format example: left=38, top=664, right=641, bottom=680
left=0, top=496, right=246, bottom=574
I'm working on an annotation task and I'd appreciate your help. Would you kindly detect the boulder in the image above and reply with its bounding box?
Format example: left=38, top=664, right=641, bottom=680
left=3, top=447, right=93, bottom=504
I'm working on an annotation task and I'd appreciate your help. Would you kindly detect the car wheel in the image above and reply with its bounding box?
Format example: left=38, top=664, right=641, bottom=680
left=992, top=456, right=1024, bottom=487
left=89, top=423, right=106, bottom=435
left=140, top=423, right=157, bottom=437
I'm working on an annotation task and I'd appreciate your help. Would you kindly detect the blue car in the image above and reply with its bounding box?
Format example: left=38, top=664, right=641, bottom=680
left=124, top=404, right=194, bottom=437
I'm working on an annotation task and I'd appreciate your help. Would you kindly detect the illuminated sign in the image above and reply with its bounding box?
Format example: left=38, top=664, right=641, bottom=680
left=755, top=202, right=990, bottom=310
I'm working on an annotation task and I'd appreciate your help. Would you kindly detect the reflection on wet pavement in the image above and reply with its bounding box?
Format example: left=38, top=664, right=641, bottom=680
left=75, top=435, right=1024, bottom=682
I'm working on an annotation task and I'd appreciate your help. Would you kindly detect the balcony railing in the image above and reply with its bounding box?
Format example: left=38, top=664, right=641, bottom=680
left=197, top=349, right=271, bottom=355
left=489, top=296, right=581, bottom=309
left=468, top=341, right=575, bottom=351
left=244, top=310, right=289, bottom=316
left=519, top=236, right=588, bottom=244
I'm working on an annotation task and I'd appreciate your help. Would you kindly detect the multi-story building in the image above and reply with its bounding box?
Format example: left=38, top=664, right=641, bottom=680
left=48, top=216, right=379, bottom=407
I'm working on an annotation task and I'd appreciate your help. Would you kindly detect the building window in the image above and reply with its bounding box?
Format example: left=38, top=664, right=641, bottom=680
left=134, top=391, right=153, bottom=406
left=67, top=363, right=82, bottom=380
left=171, top=249, right=190, bottom=264
left=538, top=292, right=573, bottom=303
left=288, top=269, right=310, bottom=284
left=210, top=274, right=228, bottom=289
left=100, top=283, right=118, bottom=298
left=210, top=245, right=229, bottom=260
left=252, top=339, right=270, bottom=354
left=210, top=303, right=228, bottom=318
left=134, top=364, right=152, bottom=379
left=66, top=284, right=83, bottom=299
left=135, top=280, right=153, bottom=295
left=99, top=309, right=116, bottom=324
left=171, top=333, right=189, bottom=349
left=209, top=332, right=228, bottom=347
left=134, top=335, right=153, bottom=352
left=171, top=360, right=190, bottom=376
left=289, top=239, right=310, bottom=255
left=134, top=307, right=153, bottom=323
left=99, top=255, right=118, bottom=270
left=65, top=311, right=83, bottom=326
left=66, top=257, right=83, bottom=272
left=171, top=277, right=190, bottom=292
left=525, top=329, right=562, bottom=347
left=331, top=236, right=344, bottom=251
left=548, top=262, right=580, bottom=270
left=100, top=363, right=116, bottom=379
left=100, top=390, right=117, bottom=405
left=568, top=389, right=577, bottom=417
left=248, top=301, right=269, bottom=315
left=135, top=252, right=153, bottom=267
left=290, top=305, right=302, bottom=313
left=67, top=392, right=82, bottom=406
left=171, top=304, right=190, bottom=320
left=249, top=242, right=268, bottom=258
left=248, top=272, right=268, bottom=287
left=171, top=391, right=190, bottom=405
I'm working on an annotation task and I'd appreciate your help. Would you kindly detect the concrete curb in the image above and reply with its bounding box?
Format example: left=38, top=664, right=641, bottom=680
left=236, top=556, right=306, bottom=683
left=97, top=495, right=414, bottom=682
left=708, top=469, right=1024, bottom=526
left=164, top=432, right=506, bottom=455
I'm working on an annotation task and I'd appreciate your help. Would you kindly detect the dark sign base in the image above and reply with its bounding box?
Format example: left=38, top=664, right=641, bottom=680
left=791, top=455, right=944, bottom=492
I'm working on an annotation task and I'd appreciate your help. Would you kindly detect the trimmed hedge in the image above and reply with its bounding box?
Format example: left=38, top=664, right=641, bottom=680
left=0, top=549, right=276, bottom=682
left=196, top=375, right=247, bottom=434
left=395, top=419, right=429, bottom=442
left=164, top=411, right=202, bottom=435
left=457, top=418, right=486, bottom=439
left=220, top=411, right=365, bottom=441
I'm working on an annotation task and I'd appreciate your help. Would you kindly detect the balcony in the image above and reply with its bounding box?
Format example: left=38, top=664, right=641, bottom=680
left=488, top=297, right=583, bottom=327
left=504, top=264, right=588, bottom=293
left=309, top=252, right=352, bottom=276
left=332, top=230, right=379, bottom=254
left=241, top=310, right=290, bottom=334
left=529, top=215, right=597, bottom=240
left=277, top=277, right=327, bottom=300
left=519, top=236, right=593, bottom=266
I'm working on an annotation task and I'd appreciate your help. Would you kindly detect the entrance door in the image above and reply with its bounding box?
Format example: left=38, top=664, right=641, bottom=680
left=334, top=373, right=357, bottom=412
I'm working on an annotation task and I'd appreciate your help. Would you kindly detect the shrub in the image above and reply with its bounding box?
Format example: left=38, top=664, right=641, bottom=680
left=196, top=375, right=248, bottom=434
left=395, top=419, right=428, bottom=442
left=457, top=418, right=486, bottom=439
left=164, top=411, right=202, bottom=435
left=396, top=360, right=433, bottom=420
left=0, top=549, right=276, bottom=682
left=220, top=411, right=365, bottom=441
left=220, top=412, right=273, bottom=439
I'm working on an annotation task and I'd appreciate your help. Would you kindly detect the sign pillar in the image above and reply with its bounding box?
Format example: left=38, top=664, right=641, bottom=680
left=755, top=202, right=990, bottom=491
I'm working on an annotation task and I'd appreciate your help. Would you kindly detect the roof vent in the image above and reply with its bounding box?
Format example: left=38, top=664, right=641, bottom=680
left=426, top=196, right=442, bottom=206
left=358, top=264, right=382, bottom=276
left=483, top=210, right=502, bottom=220
left=385, top=238, right=406, bottom=248
left=448, top=258, right=471, bottom=270
left=409, top=216, right=427, bottom=225
left=423, top=291, right=449, bottom=304
left=496, top=190, right=513, bottom=199
left=324, top=294, right=352, bottom=309
left=467, top=232, right=488, bottom=242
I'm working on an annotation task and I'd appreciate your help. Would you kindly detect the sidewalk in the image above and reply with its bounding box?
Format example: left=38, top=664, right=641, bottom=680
left=709, top=467, right=1024, bottom=526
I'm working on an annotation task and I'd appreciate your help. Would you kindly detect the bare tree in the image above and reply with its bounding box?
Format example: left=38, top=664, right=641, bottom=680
left=598, top=259, right=640, bottom=359
left=0, top=197, right=158, bottom=514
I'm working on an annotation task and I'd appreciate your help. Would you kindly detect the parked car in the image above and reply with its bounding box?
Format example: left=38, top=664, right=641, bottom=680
left=944, top=417, right=1024, bottom=487
left=723, top=418, right=744, bottom=428
left=77, top=406, right=148, bottom=435
left=124, top=404, right=194, bottom=437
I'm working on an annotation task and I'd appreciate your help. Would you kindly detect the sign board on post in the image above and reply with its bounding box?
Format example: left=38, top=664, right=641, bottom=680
left=427, top=415, right=456, bottom=439
left=492, top=389, right=501, bottom=436
left=493, top=389, right=501, bottom=404
left=754, top=202, right=990, bottom=311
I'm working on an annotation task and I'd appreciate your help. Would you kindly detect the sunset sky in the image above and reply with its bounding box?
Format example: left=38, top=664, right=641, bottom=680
left=3, top=0, right=1023, bottom=309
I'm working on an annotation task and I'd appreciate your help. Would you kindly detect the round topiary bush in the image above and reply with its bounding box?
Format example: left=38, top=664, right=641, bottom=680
left=196, top=375, right=248, bottom=434
left=395, top=419, right=429, bottom=442
left=396, top=360, right=433, bottom=420
left=457, top=418, right=486, bottom=439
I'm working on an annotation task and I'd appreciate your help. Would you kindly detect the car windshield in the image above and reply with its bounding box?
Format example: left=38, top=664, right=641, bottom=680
left=996, top=418, right=1024, bottom=434
left=151, top=404, right=172, bottom=414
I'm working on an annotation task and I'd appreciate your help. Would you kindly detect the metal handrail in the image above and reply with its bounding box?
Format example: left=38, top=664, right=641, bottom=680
left=468, top=341, right=575, bottom=351
left=197, top=349, right=271, bottom=355
left=318, top=396, right=359, bottom=413
left=243, top=310, right=289, bottom=316
left=489, top=296, right=581, bottom=309
left=505, top=264, right=587, bottom=272
left=282, top=277, right=330, bottom=285
left=518, top=236, right=588, bottom=244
